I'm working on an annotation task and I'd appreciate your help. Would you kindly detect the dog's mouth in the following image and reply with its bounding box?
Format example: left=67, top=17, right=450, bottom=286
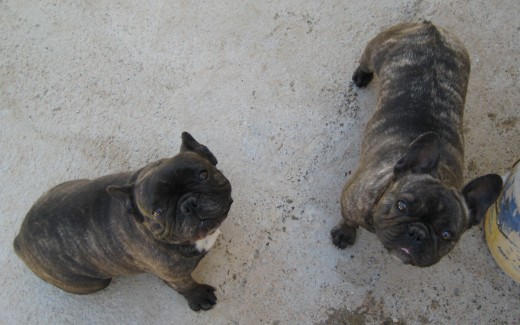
left=196, top=219, right=221, bottom=240
left=174, top=192, right=232, bottom=241
left=179, top=193, right=231, bottom=218
left=390, top=247, right=413, bottom=265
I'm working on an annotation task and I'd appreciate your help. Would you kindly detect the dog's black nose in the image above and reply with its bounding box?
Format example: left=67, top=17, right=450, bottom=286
left=180, top=197, right=198, bottom=214
left=408, top=225, right=426, bottom=242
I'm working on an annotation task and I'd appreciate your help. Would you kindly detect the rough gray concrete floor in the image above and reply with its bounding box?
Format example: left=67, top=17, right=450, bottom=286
left=1, top=0, right=519, bottom=324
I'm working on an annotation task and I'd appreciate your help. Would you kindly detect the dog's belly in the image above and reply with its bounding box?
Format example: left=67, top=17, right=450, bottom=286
left=195, top=229, right=221, bottom=253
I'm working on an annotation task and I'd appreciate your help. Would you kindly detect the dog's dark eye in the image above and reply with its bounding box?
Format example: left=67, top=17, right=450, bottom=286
left=152, top=208, right=164, bottom=217
left=441, top=231, right=452, bottom=240
left=397, top=200, right=407, bottom=212
left=199, top=170, right=209, bottom=180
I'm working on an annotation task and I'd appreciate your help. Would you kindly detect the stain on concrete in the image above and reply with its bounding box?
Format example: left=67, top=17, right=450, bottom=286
left=319, top=291, right=406, bottom=325
left=497, top=116, right=517, bottom=131
left=1, top=0, right=520, bottom=324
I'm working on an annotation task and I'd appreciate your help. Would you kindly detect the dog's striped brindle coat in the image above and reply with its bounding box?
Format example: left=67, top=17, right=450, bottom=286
left=332, top=22, right=502, bottom=266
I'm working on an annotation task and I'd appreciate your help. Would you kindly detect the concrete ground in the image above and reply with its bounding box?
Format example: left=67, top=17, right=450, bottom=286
left=1, top=0, right=519, bottom=324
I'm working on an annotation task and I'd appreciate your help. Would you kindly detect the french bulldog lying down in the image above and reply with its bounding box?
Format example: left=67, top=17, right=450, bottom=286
left=14, top=132, right=233, bottom=311
left=331, top=21, right=503, bottom=267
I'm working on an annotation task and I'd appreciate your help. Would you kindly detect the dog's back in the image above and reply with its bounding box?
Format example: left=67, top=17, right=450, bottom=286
left=355, top=22, right=470, bottom=188
left=334, top=23, right=502, bottom=265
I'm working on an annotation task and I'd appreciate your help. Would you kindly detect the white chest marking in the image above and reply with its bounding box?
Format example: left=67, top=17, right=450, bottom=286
left=195, top=229, right=221, bottom=253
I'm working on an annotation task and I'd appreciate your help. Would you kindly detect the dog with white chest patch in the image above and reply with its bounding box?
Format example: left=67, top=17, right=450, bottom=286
left=331, top=22, right=503, bottom=267
left=14, top=132, right=233, bottom=311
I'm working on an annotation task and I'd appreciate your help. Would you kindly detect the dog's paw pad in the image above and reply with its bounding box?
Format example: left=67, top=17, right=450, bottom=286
left=352, top=68, right=373, bottom=88
left=184, top=284, right=217, bottom=311
left=331, top=225, right=356, bottom=249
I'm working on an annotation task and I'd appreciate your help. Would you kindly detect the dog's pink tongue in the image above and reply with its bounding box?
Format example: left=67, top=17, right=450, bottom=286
left=400, top=247, right=411, bottom=255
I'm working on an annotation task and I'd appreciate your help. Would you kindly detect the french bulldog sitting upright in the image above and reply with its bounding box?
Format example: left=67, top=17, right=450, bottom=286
left=331, top=22, right=503, bottom=267
left=14, top=132, right=233, bottom=311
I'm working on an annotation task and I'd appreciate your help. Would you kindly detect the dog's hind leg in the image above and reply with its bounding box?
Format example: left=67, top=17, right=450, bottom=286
left=352, top=33, right=376, bottom=88
left=50, top=274, right=112, bottom=294
left=28, top=266, right=112, bottom=294
left=352, top=66, right=374, bottom=88
left=14, top=235, right=112, bottom=294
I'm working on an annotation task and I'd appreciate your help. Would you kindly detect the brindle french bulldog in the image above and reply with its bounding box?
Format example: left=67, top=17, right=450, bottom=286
left=14, top=132, right=233, bottom=311
left=331, top=22, right=503, bottom=267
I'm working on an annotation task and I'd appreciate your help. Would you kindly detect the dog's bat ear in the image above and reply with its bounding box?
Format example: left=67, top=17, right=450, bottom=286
left=394, top=132, right=440, bottom=177
left=107, top=184, right=133, bottom=201
left=462, top=174, right=503, bottom=227
left=180, top=131, right=218, bottom=166
left=107, top=184, right=144, bottom=223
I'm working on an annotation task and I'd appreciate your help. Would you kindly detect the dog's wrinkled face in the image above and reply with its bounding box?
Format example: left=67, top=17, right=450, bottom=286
left=134, top=153, right=232, bottom=244
left=107, top=132, right=233, bottom=245
left=368, top=132, right=502, bottom=267
left=373, top=174, right=468, bottom=267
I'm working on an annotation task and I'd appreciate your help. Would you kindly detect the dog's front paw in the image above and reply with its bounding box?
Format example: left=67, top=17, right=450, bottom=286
left=352, top=67, right=373, bottom=88
left=182, top=284, right=217, bottom=311
left=331, top=224, right=357, bottom=249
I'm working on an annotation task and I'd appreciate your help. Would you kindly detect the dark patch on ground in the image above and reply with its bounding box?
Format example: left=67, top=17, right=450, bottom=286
left=318, top=291, right=406, bottom=325
left=496, top=116, right=517, bottom=131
